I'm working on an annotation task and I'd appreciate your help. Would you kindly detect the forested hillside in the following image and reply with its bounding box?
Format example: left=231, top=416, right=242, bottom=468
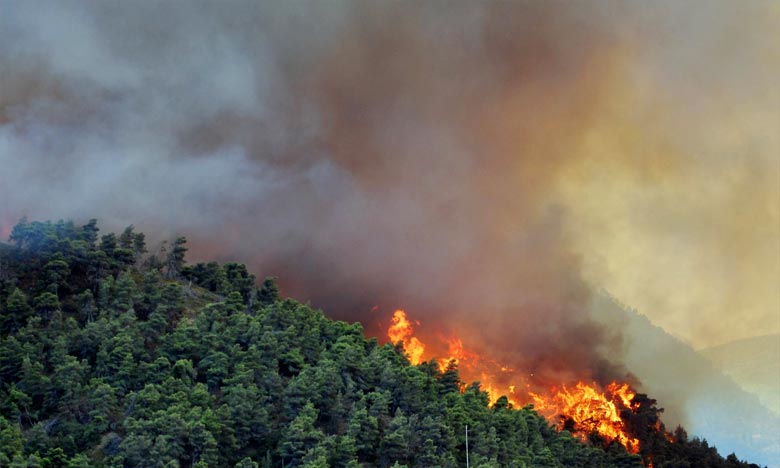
left=0, top=219, right=761, bottom=468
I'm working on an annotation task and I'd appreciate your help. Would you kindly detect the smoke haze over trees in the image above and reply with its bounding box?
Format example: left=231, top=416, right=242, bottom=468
left=1, top=0, right=777, bottom=347
left=0, top=219, right=764, bottom=468
left=0, top=1, right=778, bottom=462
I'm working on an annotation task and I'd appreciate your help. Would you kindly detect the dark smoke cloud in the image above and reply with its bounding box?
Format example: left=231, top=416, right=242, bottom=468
left=1, top=0, right=778, bottom=450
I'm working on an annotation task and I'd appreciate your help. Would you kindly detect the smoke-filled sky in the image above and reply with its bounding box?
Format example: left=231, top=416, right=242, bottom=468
left=1, top=0, right=778, bottom=363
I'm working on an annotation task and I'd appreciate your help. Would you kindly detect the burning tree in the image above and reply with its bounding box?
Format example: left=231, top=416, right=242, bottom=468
left=382, top=309, right=763, bottom=468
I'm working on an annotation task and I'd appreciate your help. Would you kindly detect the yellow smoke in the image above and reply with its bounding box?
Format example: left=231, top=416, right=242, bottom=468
left=554, top=35, right=779, bottom=348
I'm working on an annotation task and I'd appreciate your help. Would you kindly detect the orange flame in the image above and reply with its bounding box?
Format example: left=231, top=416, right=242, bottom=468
left=387, top=310, right=426, bottom=365
left=608, top=381, right=639, bottom=410
left=385, top=309, right=642, bottom=454
left=530, top=382, right=640, bottom=453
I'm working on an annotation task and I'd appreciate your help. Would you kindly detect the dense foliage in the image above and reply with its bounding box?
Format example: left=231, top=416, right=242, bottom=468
left=0, top=219, right=761, bottom=468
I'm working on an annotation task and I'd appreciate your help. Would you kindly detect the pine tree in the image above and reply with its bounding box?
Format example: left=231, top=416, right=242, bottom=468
left=4, top=288, right=31, bottom=333
left=165, top=237, right=188, bottom=279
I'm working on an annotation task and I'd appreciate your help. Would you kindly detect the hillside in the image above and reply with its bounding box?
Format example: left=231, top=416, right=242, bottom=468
left=699, top=335, right=780, bottom=416
left=591, top=295, right=780, bottom=468
left=0, top=219, right=763, bottom=468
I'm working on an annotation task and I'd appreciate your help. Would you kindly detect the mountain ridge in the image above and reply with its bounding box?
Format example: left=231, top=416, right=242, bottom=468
left=590, top=295, right=780, bottom=468
left=699, top=334, right=780, bottom=416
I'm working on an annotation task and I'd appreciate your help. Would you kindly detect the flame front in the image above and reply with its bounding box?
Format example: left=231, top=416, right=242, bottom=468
left=531, top=382, right=640, bottom=453
left=385, top=309, right=641, bottom=454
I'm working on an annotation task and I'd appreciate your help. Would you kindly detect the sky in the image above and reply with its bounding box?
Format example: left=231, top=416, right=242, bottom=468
left=1, top=0, right=778, bottom=355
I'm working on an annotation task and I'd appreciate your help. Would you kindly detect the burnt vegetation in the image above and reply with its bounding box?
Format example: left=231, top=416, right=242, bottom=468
left=0, top=219, right=763, bottom=468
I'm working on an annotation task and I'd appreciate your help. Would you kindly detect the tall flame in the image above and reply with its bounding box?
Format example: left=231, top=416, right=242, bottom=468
left=387, top=310, right=426, bottom=365
left=385, top=309, right=642, bottom=454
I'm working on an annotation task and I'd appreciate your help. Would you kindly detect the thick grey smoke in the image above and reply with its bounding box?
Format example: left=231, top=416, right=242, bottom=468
left=1, top=0, right=638, bottom=384
left=1, top=1, right=778, bottom=456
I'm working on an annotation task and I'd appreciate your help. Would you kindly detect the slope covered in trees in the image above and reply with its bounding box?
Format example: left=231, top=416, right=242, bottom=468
left=0, top=219, right=762, bottom=468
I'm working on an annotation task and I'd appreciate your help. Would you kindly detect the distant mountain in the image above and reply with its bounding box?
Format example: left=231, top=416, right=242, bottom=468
left=699, top=334, right=780, bottom=416
left=591, top=294, right=780, bottom=468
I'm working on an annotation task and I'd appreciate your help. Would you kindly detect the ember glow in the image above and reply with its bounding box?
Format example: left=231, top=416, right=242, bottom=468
left=386, top=309, right=643, bottom=453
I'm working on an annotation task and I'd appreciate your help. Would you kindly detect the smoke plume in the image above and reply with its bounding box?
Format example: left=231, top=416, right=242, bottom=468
left=1, top=0, right=778, bottom=426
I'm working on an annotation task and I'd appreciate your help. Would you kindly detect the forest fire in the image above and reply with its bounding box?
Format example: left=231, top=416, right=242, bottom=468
left=530, top=382, right=640, bottom=453
left=385, top=309, right=643, bottom=454
left=387, top=310, right=426, bottom=365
